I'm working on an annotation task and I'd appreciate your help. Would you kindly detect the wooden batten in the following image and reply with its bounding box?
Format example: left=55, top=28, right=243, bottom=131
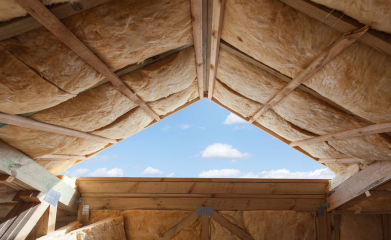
left=35, top=155, right=87, bottom=161
left=211, top=211, right=254, bottom=240
left=156, top=211, right=199, bottom=240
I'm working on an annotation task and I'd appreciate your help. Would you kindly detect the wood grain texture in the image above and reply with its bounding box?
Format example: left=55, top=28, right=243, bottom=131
left=211, top=211, right=254, bottom=240
left=156, top=211, right=198, bottom=240
left=200, top=215, right=209, bottom=240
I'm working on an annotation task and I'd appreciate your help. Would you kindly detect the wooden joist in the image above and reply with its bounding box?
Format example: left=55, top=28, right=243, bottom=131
left=365, top=190, right=391, bottom=198
left=318, top=158, right=362, bottom=164
left=291, top=121, right=391, bottom=146
left=249, top=24, right=369, bottom=123
left=14, top=0, right=161, bottom=122
left=156, top=211, right=198, bottom=240
left=327, top=161, right=391, bottom=211
left=279, top=0, right=391, bottom=56
left=200, top=215, right=209, bottom=240
left=190, top=0, right=207, bottom=99
left=0, top=113, right=116, bottom=144
left=35, top=154, right=87, bottom=161
left=207, top=0, right=226, bottom=99
left=0, top=175, right=34, bottom=191
left=211, top=211, right=254, bottom=240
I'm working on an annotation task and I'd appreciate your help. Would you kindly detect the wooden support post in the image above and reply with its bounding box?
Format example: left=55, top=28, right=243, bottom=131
left=382, top=215, right=391, bottom=240
left=36, top=204, right=57, bottom=238
left=14, top=0, right=161, bottom=122
left=207, top=0, right=226, bottom=99
left=77, top=203, right=89, bottom=226
left=249, top=24, right=369, bottom=123
left=200, top=215, right=210, bottom=240
left=211, top=211, right=254, bottom=240
left=156, top=211, right=199, bottom=240
left=316, top=210, right=328, bottom=240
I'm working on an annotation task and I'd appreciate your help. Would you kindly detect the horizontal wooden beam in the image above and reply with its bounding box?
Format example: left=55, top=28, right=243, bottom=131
left=291, top=121, right=391, bottom=146
left=156, top=211, right=198, bottom=240
left=318, top=158, right=362, bottom=164
left=13, top=191, right=41, bottom=203
left=332, top=210, right=391, bottom=215
left=0, top=113, right=116, bottom=144
left=327, top=161, right=391, bottom=211
left=279, top=0, right=391, bottom=56
left=0, top=0, right=110, bottom=41
left=211, top=211, right=254, bottom=240
left=14, top=0, right=161, bottom=122
left=365, top=190, right=391, bottom=198
left=84, top=197, right=323, bottom=212
left=35, top=154, right=86, bottom=161
left=0, top=175, right=34, bottom=191
left=249, top=25, right=369, bottom=123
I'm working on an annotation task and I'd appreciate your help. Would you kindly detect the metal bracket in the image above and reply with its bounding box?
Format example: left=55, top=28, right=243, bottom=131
left=197, top=207, right=213, bottom=216
left=321, top=202, right=330, bottom=208
left=82, top=205, right=89, bottom=215
left=43, top=188, right=61, bottom=207
left=75, top=199, right=85, bottom=204
left=317, top=202, right=330, bottom=217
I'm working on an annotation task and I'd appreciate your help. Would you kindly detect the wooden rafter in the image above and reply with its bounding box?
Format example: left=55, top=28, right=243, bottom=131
left=14, top=0, right=161, bottom=122
left=35, top=154, right=87, bottom=161
left=327, top=161, right=391, bottom=211
left=365, top=191, right=391, bottom=198
left=207, top=0, right=226, bottom=99
left=249, top=24, right=369, bottom=123
left=190, top=0, right=206, bottom=99
left=156, top=211, right=199, bottom=240
left=211, top=211, right=254, bottom=240
left=291, top=121, right=391, bottom=146
left=0, top=0, right=110, bottom=41
left=0, top=113, right=117, bottom=144
left=279, top=0, right=391, bottom=56
left=318, top=158, right=362, bottom=164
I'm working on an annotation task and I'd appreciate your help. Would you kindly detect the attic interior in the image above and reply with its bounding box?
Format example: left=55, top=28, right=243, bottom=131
left=0, top=0, right=390, bottom=239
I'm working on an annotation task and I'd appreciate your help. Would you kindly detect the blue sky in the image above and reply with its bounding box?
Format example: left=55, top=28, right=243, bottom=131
left=63, top=99, right=334, bottom=179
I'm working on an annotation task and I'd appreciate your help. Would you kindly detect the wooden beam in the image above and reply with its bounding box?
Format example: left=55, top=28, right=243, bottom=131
left=249, top=24, right=369, bottom=123
left=318, top=158, right=363, bottom=164
left=0, top=140, right=80, bottom=211
left=211, top=211, right=254, bottom=240
left=0, top=175, right=33, bottom=191
left=156, top=211, right=198, bottom=240
left=14, top=0, right=161, bottom=122
left=0, top=113, right=116, bottom=144
left=382, top=215, right=390, bottom=240
left=316, top=210, right=328, bottom=240
left=0, top=0, right=110, bottom=41
left=13, top=191, right=41, bottom=203
left=365, top=191, right=391, bottom=198
left=279, top=0, right=391, bottom=56
left=327, top=161, right=391, bottom=211
left=333, top=210, right=391, bottom=215
left=207, top=0, right=225, bottom=99
left=190, top=0, right=206, bottom=99
left=36, top=204, right=57, bottom=238
left=200, top=215, right=209, bottom=240
left=35, top=155, right=87, bottom=161
left=291, top=121, right=391, bottom=147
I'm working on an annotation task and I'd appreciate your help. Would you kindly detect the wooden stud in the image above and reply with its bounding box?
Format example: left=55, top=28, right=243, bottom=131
left=249, top=25, right=369, bottom=123
left=36, top=204, right=57, bottom=238
left=14, top=0, right=161, bottom=122
left=77, top=203, right=89, bottom=226
left=279, top=0, right=391, bottom=56
left=316, top=209, right=328, bottom=240
left=190, top=0, right=206, bottom=99
left=207, top=0, right=226, bottom=99
left=156, top=211, right=199, bottom=240
left=382, top=215, right=390, bottom=240
left=211, top=211, right=254, bottom=240
left=35, top=155, right=87, bottom=161
left=291, top=121, right=391, bottom=147
left=200, top=215, right=209, bottom=240
left=318, top=158, right=363, bottom=164
left=333, top=214, right=340, bottom=240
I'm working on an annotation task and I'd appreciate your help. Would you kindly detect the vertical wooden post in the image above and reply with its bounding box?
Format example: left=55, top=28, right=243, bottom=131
left=77, top=203, right=89, bottom=226
left=383, top=215, right=390, bottom=240
left=36, top=204, right=57, bottom=237
left=316, top=210, right=328, bottom=240
left=200, top=215, right=210, bottom=240
left=333, top=214, right=340, bottom=240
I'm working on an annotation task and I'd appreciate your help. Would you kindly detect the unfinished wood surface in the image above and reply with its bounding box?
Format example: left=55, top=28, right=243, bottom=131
left=190, top=0, right=206, bottom=99
left=382, top=215, right=390, bottom=240
left=200, top=215, right=209, bottom=240
left=291, top=121, right=391, bottom=146
left=327, top=161, right=391, bottom=211
left=207, top=0, right=226, bottom=99
left=249, top=25, right=369, bottom=123
left=14, top=0, right=161, bottom=122
left=156, top=211, right=198, bottom=240
left=36, top=221, right=80, bottom=240
left=13, top=191, right=41, bottom=203
left=318, top=158, right=363, bottom=164
left=279, top=0, right=391, bottom=56
left=36, top=204, right=57, bottom=238
left=0, top=0, right=110, bottom=41
left=365, top=191, right=391, bottom=198
left=0, top=175, right=33, bottom=191
left=83, top=197, right=323, bottom=212
left=0, top=141, right=79, bottom=211
left=316, top=211, right=328, bottom=240
left=77, top=181, right=327, bottom=195
left=77, top=203, right=89, bottom=226
left=211, top=211, right=254, bottom=240
left=0, top=113, right=117, bottom=144
left=35, top=155, right=87, bottom=161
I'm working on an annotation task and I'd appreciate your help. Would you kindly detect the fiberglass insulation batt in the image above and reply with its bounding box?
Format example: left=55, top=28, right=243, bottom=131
left=221, top=0, right=391, bottom=124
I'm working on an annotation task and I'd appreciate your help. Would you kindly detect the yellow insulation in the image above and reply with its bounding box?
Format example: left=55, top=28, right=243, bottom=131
left=36, top=159, right=83, bottom=175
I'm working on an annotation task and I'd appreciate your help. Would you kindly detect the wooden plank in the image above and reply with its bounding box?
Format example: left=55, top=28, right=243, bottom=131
left=327, top=161, right=391, bottom=211
left=211, top=211, right=254, bottom=240
left=0, top=0, right=110, bottom=41
left=13, top=191, right=41, bottom=203
left=333, top=210, right=391, bottom=214
left=207, top=0, right=226, bottom=99
left=84, top=197, right=323, bottom=212
left=316, top=210, right=328, bottom=240
left=318, top=158, right=363, bottom=164
left=279, top=0, right=391, bottom=56
left=365, top=191, right=391, bottom=198
left=291, top=121, right=391, bottom=147
left=333, top=214, right=340, bottom=240
left=200, top=215, right=209, bottom=240
left=14, top=0, right=161, bottom=122
left=190, top=0, right=206, bottom=99
left=0, top=113, right=117, bottom=144
left=249, top=25, right=369, bottom=123
left=77, top=203, right=89, bottom=226
left=156, top=211, right=198, bottom=240
left=36, top=204, right=57, bottom=238
left=35, top=154, right=86, bottom=161
left=0, top=140, right=79, bottom=210
left=77, top=181, right=328, bottom=195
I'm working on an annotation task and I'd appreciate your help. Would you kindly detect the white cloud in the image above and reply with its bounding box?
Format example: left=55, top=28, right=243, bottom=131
left=233, top=126, right=249, bottom=131
left=178, top=124, right=191, bottom=129
left=223, top=113, right=248, bottom=125
left=166, top=173, right=175, bottom=177
left=141, top=167, right=164, bottom=175
left=162, top=125, right=171, bottom=131
left=201, top=143, right=251, bottom=159
left=86, top=154, right=117, bottom=163
left=199, top=168, right=334, bottom=179
left=131, top=165, right=141, bottom=169
left=68, top=168, right=124, bottom=177
left=230, top=159, right=237, bottom=164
